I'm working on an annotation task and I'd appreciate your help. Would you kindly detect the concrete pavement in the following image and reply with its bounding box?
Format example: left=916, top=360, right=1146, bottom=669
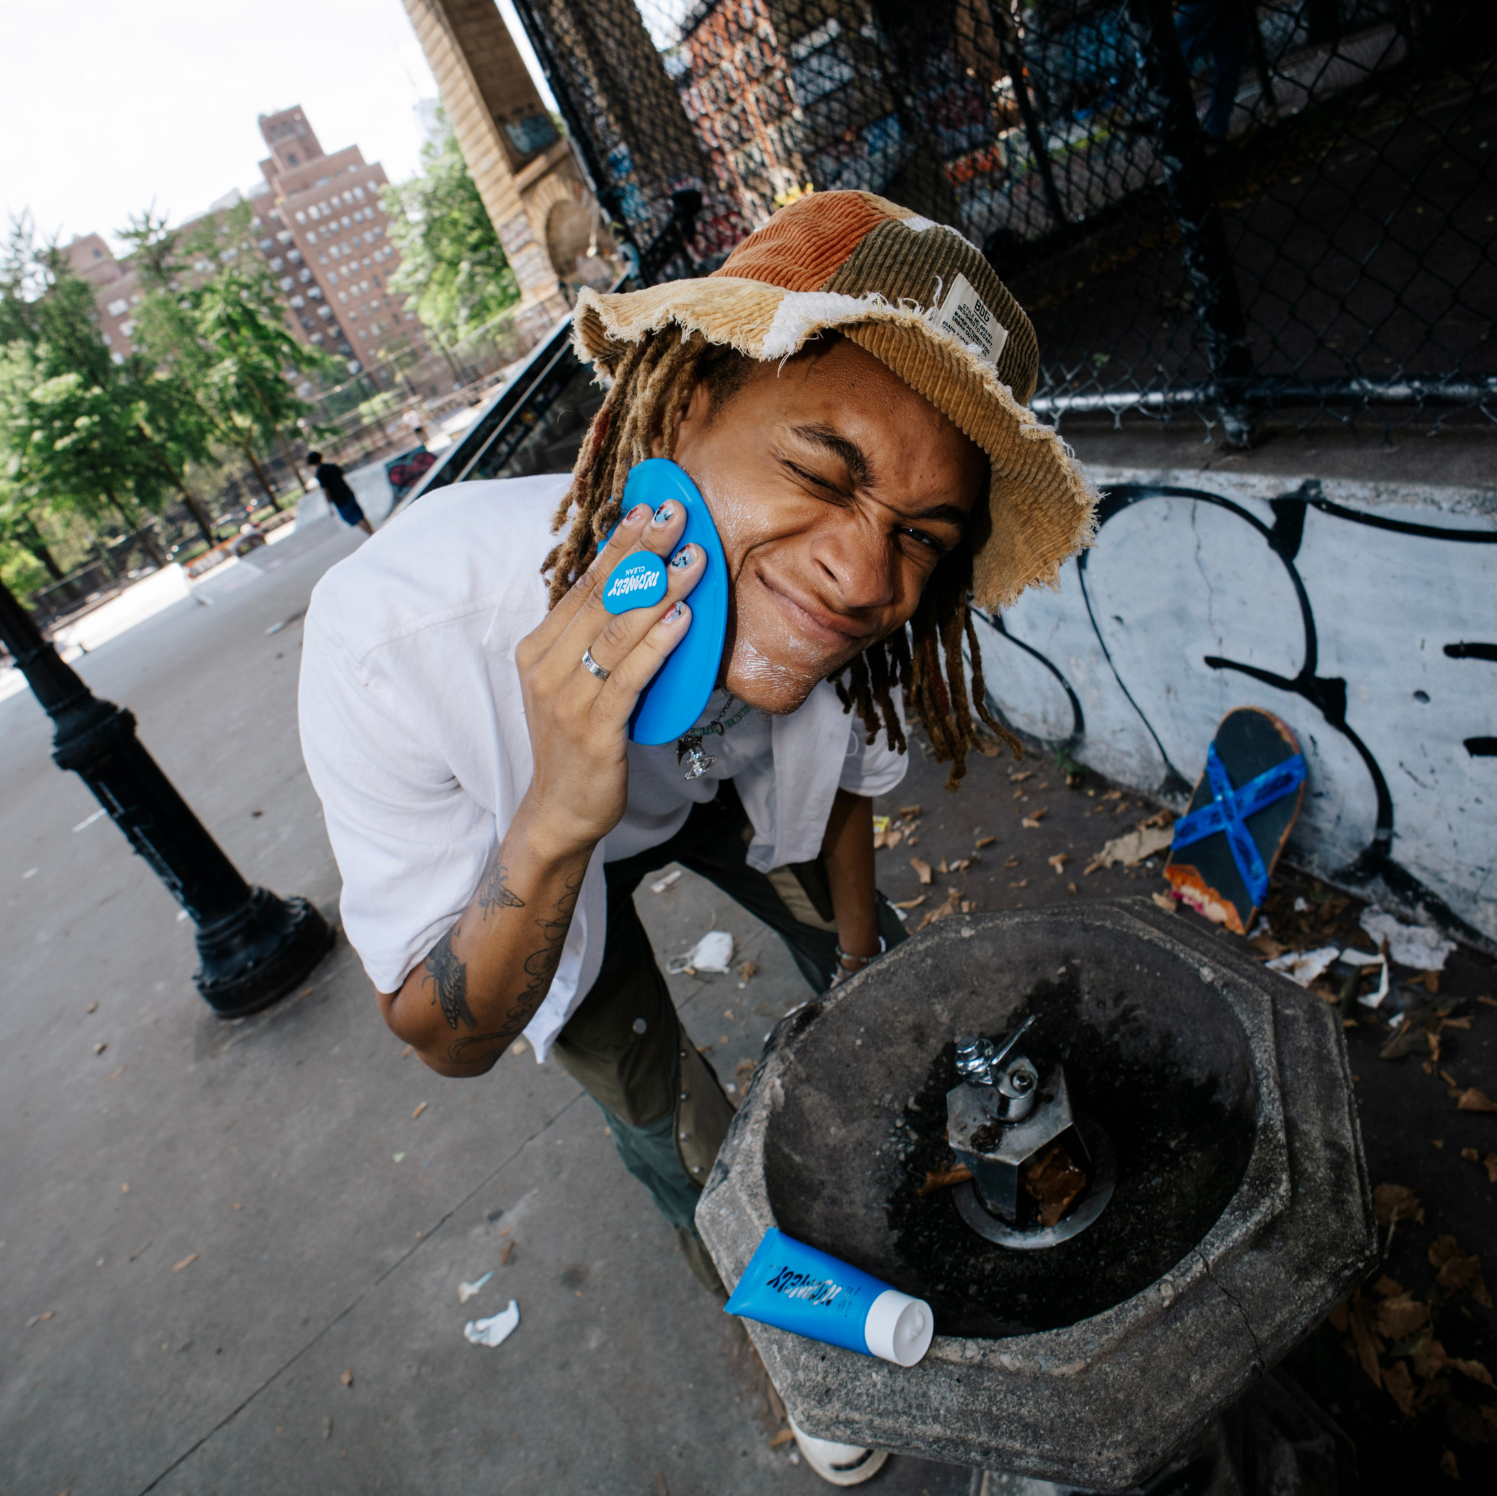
left=0, top=511, right=970, bottom=1496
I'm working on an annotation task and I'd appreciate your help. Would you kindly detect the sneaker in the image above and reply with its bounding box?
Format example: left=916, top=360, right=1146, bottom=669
left=789, top=1418, right=889, bottom=1486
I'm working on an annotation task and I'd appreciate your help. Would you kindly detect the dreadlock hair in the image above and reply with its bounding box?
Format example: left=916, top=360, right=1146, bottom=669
left=541, top=325, right=1022, bottom=790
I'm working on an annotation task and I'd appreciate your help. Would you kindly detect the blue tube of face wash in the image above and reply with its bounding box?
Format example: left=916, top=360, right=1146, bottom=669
left=723, top=1228, right=935, bottom=1367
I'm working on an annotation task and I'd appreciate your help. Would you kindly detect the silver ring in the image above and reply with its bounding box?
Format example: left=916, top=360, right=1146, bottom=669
left=581, top=647, right=611, bottom=682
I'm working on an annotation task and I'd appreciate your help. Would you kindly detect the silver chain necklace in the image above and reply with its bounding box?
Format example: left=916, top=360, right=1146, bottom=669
left=676, top=695, right=755, bottom=780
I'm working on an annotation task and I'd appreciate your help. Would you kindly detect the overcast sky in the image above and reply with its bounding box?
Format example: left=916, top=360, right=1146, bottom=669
left=0, top=0, right=553, bottom=255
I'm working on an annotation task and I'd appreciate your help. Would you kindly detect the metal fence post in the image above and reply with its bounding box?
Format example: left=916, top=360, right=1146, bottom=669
left=0, top=580, right=333, bottom=1018
left=988, top=2, right=1070, bottom=235
left=1124, top=0, right=1256, bottom=444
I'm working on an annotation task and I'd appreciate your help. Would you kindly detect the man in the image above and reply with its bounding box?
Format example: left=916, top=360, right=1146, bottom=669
left=299, top=191, right=1093, bottom=1484
left=307, top=450, right=375, bottom=537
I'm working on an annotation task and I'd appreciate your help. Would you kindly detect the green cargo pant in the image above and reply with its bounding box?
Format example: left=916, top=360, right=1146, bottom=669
left=549, top=781, right=906, bottom=1293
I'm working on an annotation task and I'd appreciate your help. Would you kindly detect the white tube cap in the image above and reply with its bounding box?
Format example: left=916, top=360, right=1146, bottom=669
left=863, top=1288, right=934, bottom=1366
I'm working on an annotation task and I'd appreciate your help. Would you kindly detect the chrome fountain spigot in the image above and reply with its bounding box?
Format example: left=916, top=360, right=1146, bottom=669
left=946, top=1015, right=1114, bottom=1249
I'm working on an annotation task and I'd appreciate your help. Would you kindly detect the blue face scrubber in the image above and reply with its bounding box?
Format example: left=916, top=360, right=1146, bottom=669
left=608, top=459, right=729, bottom=746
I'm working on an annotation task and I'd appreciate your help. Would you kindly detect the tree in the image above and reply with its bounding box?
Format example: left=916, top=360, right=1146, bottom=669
left=383, top=115, right=520, bottom=346
left=0, top=225, right=172, bottom=567
left=124, top=204, right=337, bottom=512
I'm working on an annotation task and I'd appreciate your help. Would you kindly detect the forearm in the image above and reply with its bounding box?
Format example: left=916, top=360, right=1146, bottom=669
left=379, top=796, right=593, bottom=1076
left=822, top=789, right=879, bottom=961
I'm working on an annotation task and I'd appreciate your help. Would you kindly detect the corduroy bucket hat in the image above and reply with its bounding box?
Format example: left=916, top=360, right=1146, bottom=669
left=572, top=190, right=1095, bottom=611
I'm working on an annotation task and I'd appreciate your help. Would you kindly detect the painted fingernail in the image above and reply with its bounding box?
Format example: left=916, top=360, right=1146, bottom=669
left=652, top=502, right=675, bottom=525
left=624, top=503, right=650, bottom=527
left=670, top=545, right=695, bottom=569
left=663, top=601, right=688, bottom=623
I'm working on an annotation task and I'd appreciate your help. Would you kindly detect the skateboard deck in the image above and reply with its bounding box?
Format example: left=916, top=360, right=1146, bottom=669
left=1165, top=707, right=1306, bottom=935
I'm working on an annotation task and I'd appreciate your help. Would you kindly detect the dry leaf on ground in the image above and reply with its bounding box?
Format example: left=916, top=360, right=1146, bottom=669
left=910, top=857, right=932, bottom=885
left=975, top=836, right=997, bottom=848
left=917, top=888, right=963, bottom=931
left=1383, top=1358, right=1416, bottom=1415
left=172, top=1254, right=198, bottom=1272
left=1090, top=824, right=1175, bottom=869
left=919, top=1164, right=973, bottom=1197
left=1457, top=1087, right=1497, bottom=1113
left=892, top=896, right=926, bottom=910
left=1152, top=892, right=1177, bottom=913
left=1021, top=808, right=1049, bottom=828
left=340, top=1368, right=354, bottom=1387
left=1429, top=1235, right=1493, bottom=1306
left=1048, top=853, right=1069, bottom=874
left=1373, top=1183, right=1424, bottom=1226
left=1023, top=1142, right=1087, bottom=1227
left=738, top=961, right=758, bottom=981
left=1373, top=1295, right=1429, bottom=1339
left=898, top=804, right=922, bottom=819
left=769, top=1428, right=795, bottom=1449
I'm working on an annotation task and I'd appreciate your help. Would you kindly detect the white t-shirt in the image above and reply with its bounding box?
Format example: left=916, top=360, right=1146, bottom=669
left=297, top=474, right=908, bottom=1060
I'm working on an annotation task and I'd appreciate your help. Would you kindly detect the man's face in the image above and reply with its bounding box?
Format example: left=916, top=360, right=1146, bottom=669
left=660, top=338, right=986, bottom=715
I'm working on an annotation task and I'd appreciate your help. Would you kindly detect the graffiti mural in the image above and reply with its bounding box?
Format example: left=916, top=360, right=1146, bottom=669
left=971, top=479, right=1497, bottom=946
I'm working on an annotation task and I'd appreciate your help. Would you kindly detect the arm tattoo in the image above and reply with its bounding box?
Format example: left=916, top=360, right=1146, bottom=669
left=445, top=871, right=584, bottom=1065
left=477, top=858, right=525, bottom=918
left=422, top=931, right=476, bottom=1030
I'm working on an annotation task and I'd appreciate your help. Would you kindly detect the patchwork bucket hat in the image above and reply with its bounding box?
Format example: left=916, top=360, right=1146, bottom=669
left=571, top=190, right=1096, bottom=611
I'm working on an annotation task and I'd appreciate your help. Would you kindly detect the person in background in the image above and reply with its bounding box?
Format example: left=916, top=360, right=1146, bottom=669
left=308, top=451, right=375, bottom=537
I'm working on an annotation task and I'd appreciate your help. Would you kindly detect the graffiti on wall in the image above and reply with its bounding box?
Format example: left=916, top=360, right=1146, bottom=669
left=971, top=480, right=1497, bottom=946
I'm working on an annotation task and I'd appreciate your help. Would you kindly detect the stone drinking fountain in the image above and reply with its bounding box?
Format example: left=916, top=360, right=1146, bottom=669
left=697, top=902, right=1375, bottom=1491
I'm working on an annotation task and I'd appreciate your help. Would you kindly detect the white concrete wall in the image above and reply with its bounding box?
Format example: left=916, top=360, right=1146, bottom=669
left=972, top=470, right=1497, bottom=947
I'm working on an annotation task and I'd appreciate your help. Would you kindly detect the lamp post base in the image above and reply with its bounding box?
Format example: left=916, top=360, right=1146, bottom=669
left=195, top=889, right=335, bottom=1019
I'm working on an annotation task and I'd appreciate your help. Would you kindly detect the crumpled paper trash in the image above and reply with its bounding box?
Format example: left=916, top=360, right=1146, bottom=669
left=666, top=930, right=735, bottom=975
left=464, top=1299, right=519, bottom=1348
left=1267, top=945, right=1390, bottom=1006
left=1359, top=906, right=1456, bottom=972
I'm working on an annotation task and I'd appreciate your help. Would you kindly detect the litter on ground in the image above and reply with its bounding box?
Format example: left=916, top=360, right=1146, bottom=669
left=458, top=1270, right=494, bottom=1303
left=650, top=870, right=682, bottom=894
left=667, top=930, right=735, bottom=975
left=464, top=1299, right=520, bottom=1348
left=1358, top=905, right=1457, bottom=972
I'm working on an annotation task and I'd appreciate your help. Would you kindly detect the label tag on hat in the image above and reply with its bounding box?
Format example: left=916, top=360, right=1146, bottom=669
left=934, top=273, right=1008, bottom=370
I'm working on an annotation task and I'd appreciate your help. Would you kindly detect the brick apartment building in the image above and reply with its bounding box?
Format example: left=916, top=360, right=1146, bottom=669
left=64, top=107, right=426, bottom=378
left=252, top=106, right=428, bottom=372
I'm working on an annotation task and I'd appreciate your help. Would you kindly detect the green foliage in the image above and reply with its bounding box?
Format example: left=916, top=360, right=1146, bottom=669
left=0, top=227, right=165, bottom=545
left=383, top=114, right=520, bottom=345
left=123, top=203, right=338, bottom=472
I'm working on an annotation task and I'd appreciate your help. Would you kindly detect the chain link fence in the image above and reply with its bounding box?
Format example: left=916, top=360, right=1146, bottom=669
left=507, top=0, right=1495, bottom=440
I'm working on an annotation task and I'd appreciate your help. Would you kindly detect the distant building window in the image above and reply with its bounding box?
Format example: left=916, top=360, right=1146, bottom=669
left=289, top=295, right=306, bottom=309
left=307, top=232, right=318, bottom=245
left=103, top=333, right=113, bottom=345
left=120, top=320, right=134, bottom=336
left=279, top=276, right=295, bottom=291
left=338, top=291, right=348, bottom=303
left=367, top=180, right=379, bottom=192
left=307, top=287, right=323, bottom=300
left=298, top=268, right=312, bottom=283
left=277, top=230, right=293, bottom=244
left=259, top=238, right=275, bottom=252
left=295, top=211, right=306, bottom=223
left=111, top=351, right=125, bottom=364
left=318, top=305, right=333, bottom=319
left=341, top=215, right=351, bottom=228
left=287, top=250, right=303, bottom=264
left=310, top=333, right=324, bottom=344
left=353, top=186, right=365, bottom=200
left=107, top=298, right=129, bottom=316
left=319, top=255, right=329, bottom=266
left=270, top=257, right=284, bottom=271
left=287, top=152, right=299, bottom=165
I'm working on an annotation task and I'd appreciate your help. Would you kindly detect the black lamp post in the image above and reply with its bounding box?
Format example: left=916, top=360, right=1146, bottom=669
left=0, top=579, right=332, bottom=1018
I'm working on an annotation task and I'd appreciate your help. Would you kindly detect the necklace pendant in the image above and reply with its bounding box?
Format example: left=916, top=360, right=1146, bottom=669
left=681, top=744, right=716, bottom=780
